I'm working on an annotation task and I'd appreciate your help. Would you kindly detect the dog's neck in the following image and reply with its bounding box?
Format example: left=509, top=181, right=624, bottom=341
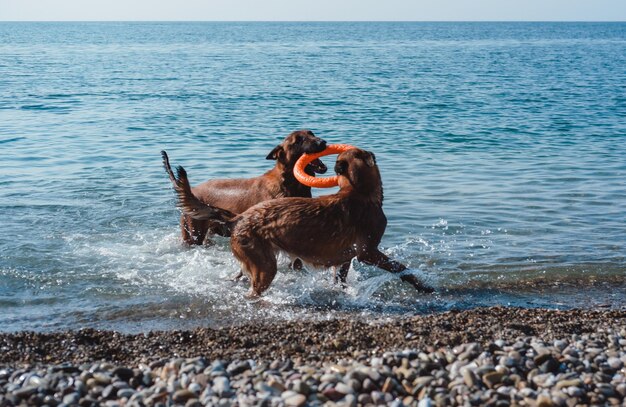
left=271, top=161, right=312, bottom=198
left=338, top=183, right=384, bottom=207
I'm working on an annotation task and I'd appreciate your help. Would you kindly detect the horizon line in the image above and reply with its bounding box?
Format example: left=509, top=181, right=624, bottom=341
left=1, top=20, right=626, bottom=23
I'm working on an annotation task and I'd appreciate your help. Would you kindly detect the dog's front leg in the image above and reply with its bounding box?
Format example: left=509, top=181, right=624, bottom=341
left=357, top=249, right=434, bottom=293
left=357, top=249, right=406, bottom=273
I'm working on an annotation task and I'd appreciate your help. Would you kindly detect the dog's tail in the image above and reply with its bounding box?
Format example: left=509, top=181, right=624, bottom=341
left=161, top=150, right=177, bottom=185
left=173, top=165, right=237, bottom=224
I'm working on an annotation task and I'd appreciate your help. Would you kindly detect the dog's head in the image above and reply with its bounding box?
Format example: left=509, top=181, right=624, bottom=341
left=334, top=148, right=383, bottom=204
left=266, top=130, right=327, bottom=175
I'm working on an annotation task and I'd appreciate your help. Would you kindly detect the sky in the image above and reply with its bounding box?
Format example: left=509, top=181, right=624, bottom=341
left=1, top=0, right=625, bottom=22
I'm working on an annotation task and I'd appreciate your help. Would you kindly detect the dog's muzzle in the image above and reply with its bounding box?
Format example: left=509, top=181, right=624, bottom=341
left=306, top=158, right=327, bottom=174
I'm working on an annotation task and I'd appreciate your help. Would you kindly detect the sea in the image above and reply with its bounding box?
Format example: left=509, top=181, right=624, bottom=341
left=0, top=22, right=624, bottom=332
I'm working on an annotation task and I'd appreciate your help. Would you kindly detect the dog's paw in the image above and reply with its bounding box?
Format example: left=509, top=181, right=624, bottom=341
left=228, top=271, right=244, bottom=282
left=400, top=273, right=435, bottom=294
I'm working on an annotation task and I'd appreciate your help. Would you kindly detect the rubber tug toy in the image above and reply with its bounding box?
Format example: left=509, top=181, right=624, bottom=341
left=294, top=144, right=356, bottom=188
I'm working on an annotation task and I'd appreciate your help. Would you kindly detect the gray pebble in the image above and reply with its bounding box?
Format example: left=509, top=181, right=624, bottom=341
left=63, top=392, right=80, bottom=405
left=117, top=388, right=136, bottom=399
left=173, top=389, right=197, bottom=403
left=418, top=397, right=433, bottom=407
left=212, top=376, right=231, bottom=397
left=607, top=357, right=623, bottom=370
left=282, top=391, right=306, bottom=407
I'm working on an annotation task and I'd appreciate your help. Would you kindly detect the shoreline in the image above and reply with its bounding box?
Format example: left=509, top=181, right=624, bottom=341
left=1, top=307, right=625, bottom=405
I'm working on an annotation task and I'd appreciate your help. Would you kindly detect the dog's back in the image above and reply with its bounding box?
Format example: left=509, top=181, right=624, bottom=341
left=191, top=176, right=282, bottom=214
left=232, top=193, right=379, bottom=267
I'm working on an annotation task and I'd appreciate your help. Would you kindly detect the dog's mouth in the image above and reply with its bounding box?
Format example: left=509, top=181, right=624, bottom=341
left=305, top=158, right=327, bottom=175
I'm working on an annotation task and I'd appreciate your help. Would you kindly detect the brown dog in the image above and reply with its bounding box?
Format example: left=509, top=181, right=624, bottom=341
left=162, top=130, right=327, bottom=246
left=173, top=148, right=434, bottom=296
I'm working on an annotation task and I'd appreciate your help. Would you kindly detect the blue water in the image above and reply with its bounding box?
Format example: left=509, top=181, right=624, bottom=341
left=1, top=22, right=625, bottom=332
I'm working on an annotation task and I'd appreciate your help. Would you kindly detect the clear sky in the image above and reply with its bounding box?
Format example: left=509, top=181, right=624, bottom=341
left=1, top=0, right=625, bottom=22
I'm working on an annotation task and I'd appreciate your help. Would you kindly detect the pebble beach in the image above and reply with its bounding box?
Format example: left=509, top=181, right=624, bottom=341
left=1, top=307, right=625, bottom=406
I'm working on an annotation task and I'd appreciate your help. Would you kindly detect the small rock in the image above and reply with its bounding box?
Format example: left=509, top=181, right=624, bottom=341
left=358, top=394, right=373, bottom=404
left=188, top=382, right=202, bottom=394
left=291, top=380, right=310, bottom=396
left=193, top=373, right=208, bottom=387
left=418, top=397, right=433, bottom=407
left=413, top=376, right=434, bottom=386
left=267, top=378, right=286, bottom=392
left=92, top=373, right=112, bottom=386
left=476, top=366, right=496, bottom=377
left=282, top=392, right=306, bottom=407
left=117, top=388, right=136, bottom=399
left=566, top=386, right=583, bottom=397
left=322, top=387, right=345, bottom=402
left=362, top=378, right=377, bottom=392
left=12, top=386, right=37, bottom=399
left=499, top=357, right=516, bottom=367
left=102, top=385, right=117, bottom=399
left=553, top=340, right=567, bottom=351
left=212, top=376, right=231, bottom=397
left=540, top=357, right=560, bottom=374
left=463, top=369, right=478, bottom=388
left=226, top=361, right=251, bottom=376
left=367, top=368, right=381, bottom=382
left=339, top=394, right=357, bottom=407
left=536, top=394, right=553, bottom=407
left=334, top=382, right=354, bottom=395
left=555, top=379, right=582, bottom=390
left=596, top=383, right=616, bottom=397
left=482, top=372, right=504, bottom=388
left=371, top=391, right=386, bottom=404
left=63, top=393, right=80, bottom=405
left=321, top=373, right=339, bottom=383
left=185, top=399, right=202, bottom=407
left=607, top=357, right=623, bottom=370
left=173, top=389, right=197, bottom=403
left=382, top=377, right=397, bottom=393
left=112, top=367, right=133, bottom=382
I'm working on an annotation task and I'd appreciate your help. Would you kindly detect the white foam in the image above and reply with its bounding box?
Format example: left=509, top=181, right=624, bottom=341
left=62, top=227, right=439, bottom=325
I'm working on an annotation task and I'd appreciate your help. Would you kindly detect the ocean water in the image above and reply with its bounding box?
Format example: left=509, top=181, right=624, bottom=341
left=0, top=22, right=625, bottom=332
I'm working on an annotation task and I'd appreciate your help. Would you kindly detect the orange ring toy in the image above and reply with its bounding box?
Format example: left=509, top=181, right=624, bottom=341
left=294, top=144, right=356, bottom=188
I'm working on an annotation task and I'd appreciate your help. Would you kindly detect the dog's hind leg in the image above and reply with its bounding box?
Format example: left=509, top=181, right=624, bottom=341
left=232, top=235, right=277, bottom=297
left=181, top=215, right=209, bottom=246
left=333, top=262, right=350, bottom=288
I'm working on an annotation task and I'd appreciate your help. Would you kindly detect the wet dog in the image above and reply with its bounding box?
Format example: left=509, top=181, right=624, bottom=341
left=173, top=147, right=434, bottom=296
left=162, top=130, right=327, bottom=246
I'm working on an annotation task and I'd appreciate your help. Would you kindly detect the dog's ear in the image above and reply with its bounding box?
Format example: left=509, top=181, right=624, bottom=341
left=365, top=152, right=376, bottom=168
left=266, top=145, right=285, bottom=160
left=334, top=159, right=348, bottom=175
